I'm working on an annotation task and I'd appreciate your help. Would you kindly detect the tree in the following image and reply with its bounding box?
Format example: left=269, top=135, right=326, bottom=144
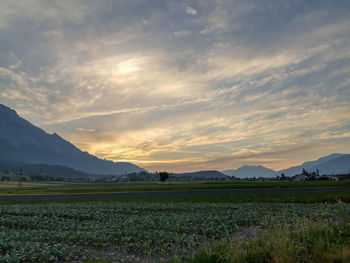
left=1, top=176, right=10, bottom=182
left=281, top=173, right=286, bottom=180
left=159, top=172, right=169, bottom=183
left=302, top=168, right=309, bottom=176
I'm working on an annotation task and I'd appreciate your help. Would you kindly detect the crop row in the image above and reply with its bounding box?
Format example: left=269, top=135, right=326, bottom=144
left=0, top=202, right=349, bottom=262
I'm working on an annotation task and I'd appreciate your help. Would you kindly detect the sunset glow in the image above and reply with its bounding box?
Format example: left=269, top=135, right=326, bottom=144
left=1, top=0, right=349, bottom=172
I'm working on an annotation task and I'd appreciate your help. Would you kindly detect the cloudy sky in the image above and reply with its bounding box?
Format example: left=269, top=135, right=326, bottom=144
left=1, top=0, right=350, bottom=172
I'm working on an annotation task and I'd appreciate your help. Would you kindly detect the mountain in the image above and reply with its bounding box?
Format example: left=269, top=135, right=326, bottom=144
left=279, top=153, right=350, bottom=176
left=222, top=165, right=277, bottom=178
left=0, top=104, right=145, bottom=176
left=174, top=170, right=229, bottom=180
left=0, top=159, right=92, bottom=179
left=222, top=154, right=350, bottom=178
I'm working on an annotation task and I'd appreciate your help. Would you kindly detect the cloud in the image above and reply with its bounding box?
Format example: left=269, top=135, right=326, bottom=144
left=0, top=0, right=92, bottom=29
left=173, top=30, right=191, bottom=37
left=137, top=139, right=350, bottom=172
left=185, top=6, right=197, bottom=16
left=76, top=128, right=96, bottom=132
left=1, top=0, right=349, bottom=172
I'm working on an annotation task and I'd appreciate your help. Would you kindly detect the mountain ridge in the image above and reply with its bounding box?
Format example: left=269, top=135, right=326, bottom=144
left=278, top=153, right=350, bottom=177
left=174, top=170, right=228, bottom=179
left=0, top=159, right=93, bottom=179
left=0, top=104, right=145, bottom=176
left=1, top=104, right=349, bottom=179
left=222, top=165, right=277, bottom=178
left=222, top=153, right=350, bottom=178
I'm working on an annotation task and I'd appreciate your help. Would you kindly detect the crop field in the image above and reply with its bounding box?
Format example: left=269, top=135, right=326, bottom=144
left=0, top=182, right=57, bottom=188
left=1, top=180, right=350, bottom=195
left=1, top=181, right=350, bottom=262
left=0, top=202, right=349, bottom=262
left=1, top=187, right=350, bottom=204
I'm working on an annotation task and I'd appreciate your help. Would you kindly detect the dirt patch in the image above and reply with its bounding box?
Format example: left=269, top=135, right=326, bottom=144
left=84, top=245, right=148, bottom=263
left=231, top=225, right=264, bottom=242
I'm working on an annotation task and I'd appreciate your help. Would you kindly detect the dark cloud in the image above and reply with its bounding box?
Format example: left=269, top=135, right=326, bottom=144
left=0, top=0, right=349, bottom=171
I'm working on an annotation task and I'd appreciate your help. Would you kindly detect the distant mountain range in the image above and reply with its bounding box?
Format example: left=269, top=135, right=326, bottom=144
left=222, top=153, right=350, bottom=178
left=0, top=159, right=92, bottom=179
left=222, top=165, right=277, bottom=178
left=0, top=104, right=145, bottom=176
left=279, top=153, right=350, bottom=177
left=174, top=170, right=229, bottom=179
left=1, top=104, right=349, bottom=180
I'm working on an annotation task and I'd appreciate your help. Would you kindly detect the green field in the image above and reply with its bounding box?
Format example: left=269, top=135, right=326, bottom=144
left=1, top=180, right=350, bottom=195
left=0, top=202, right=349, bottom=262
left=1, top=180, right=350, bottom=204
left=0, top=180, right=350, bottom=262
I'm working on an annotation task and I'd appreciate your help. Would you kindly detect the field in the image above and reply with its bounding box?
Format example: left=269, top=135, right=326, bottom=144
left=1, top=180, right=350, bottom=204
left=0, top=181, right=350, bottom=262
left=0, top=202, right=349, bottom=262
left=1, top=179, right=350, bottom=194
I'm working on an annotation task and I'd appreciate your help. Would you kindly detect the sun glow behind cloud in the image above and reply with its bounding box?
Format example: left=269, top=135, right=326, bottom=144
left=0, top=0, right=350, bottom=172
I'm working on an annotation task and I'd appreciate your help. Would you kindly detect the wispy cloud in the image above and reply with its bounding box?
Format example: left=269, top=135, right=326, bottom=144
left=185, top=6, right=197, bottom=16
left=0, top=0, right=349, bottom=172
left=173, top=30, right=192, bottom=37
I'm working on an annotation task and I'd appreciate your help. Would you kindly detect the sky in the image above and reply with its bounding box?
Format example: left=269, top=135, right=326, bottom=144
left=0, top=0, right=350, bottom=173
